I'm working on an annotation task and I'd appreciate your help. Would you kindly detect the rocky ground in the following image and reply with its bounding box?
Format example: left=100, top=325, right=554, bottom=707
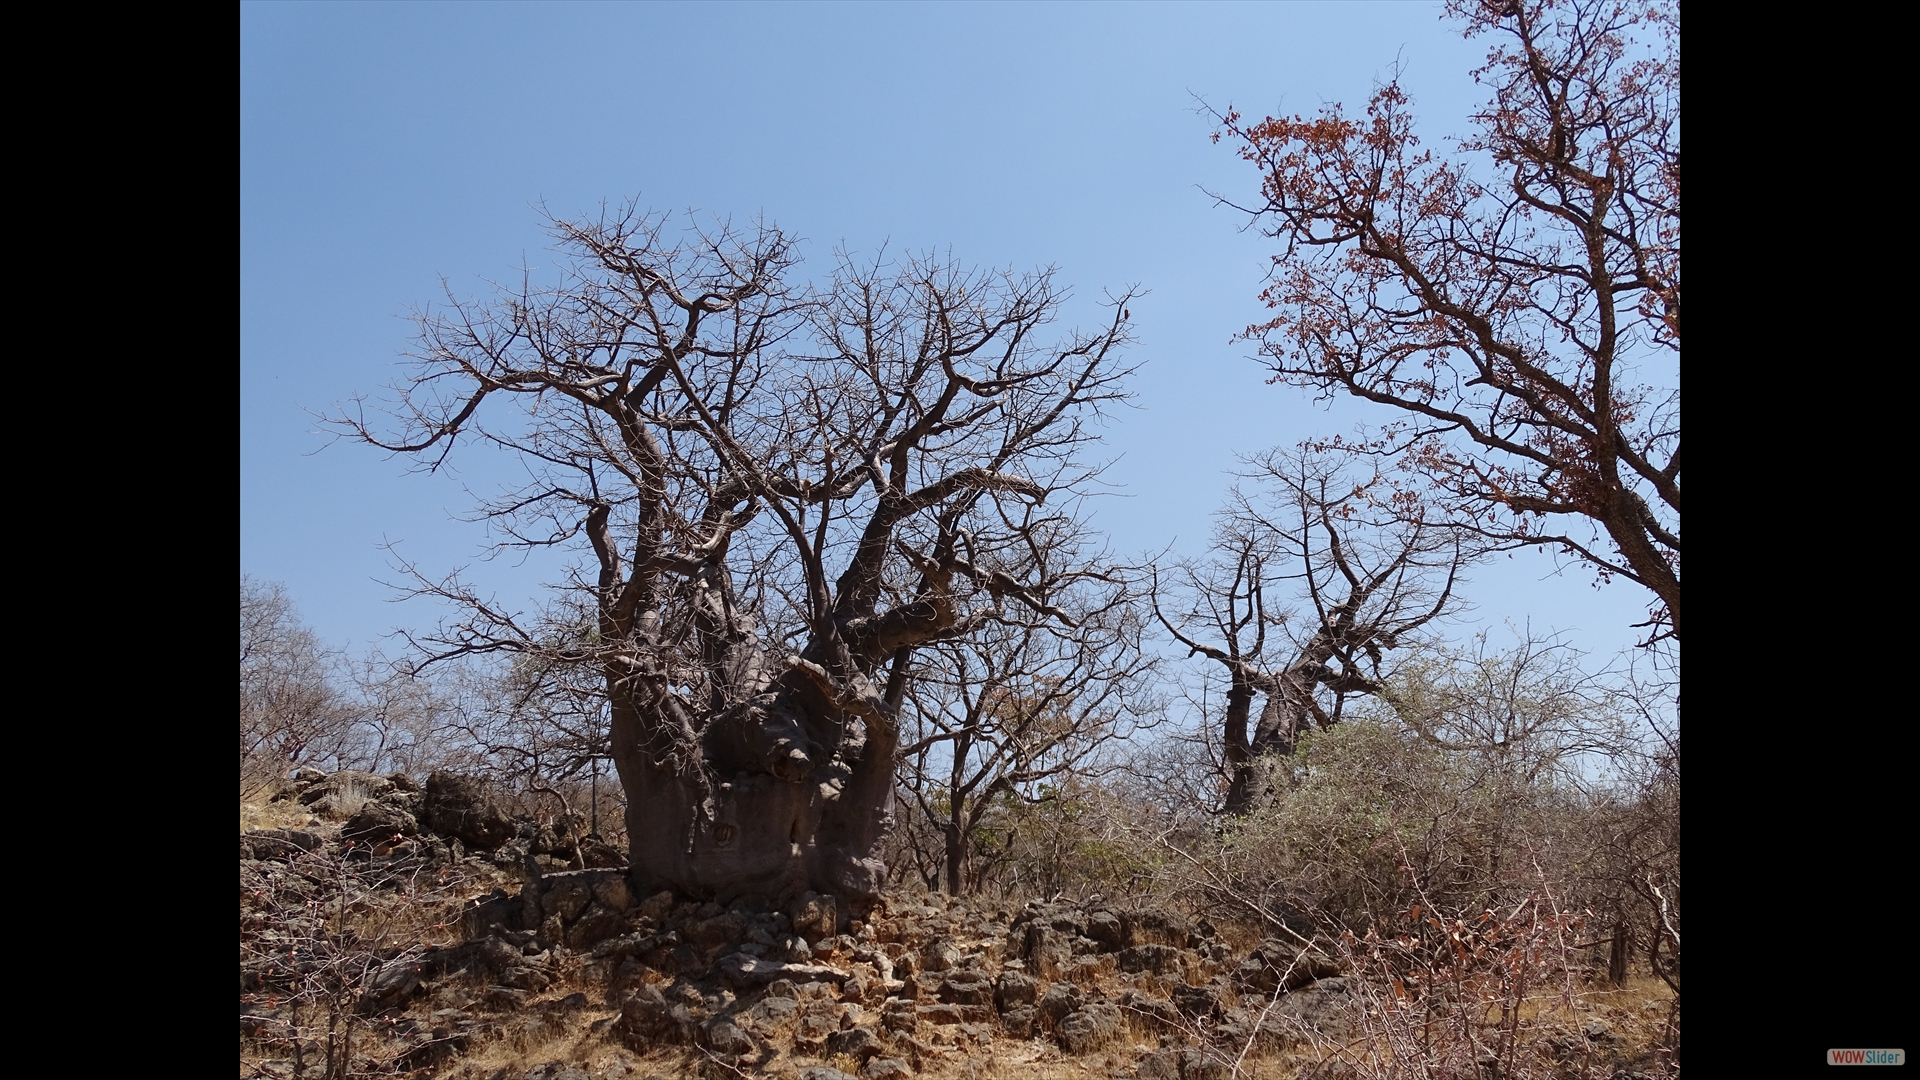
left=241, top=771, right=1677, bottom=1079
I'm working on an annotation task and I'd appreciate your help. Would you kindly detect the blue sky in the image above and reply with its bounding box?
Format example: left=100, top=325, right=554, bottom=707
left=241, top=1, right=1653, bottom=664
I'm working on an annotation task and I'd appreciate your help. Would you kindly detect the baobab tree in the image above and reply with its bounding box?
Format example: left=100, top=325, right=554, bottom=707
left=338, top=204, right=1140, bottom=906
left=1156, top=449, right=1472, bottom=814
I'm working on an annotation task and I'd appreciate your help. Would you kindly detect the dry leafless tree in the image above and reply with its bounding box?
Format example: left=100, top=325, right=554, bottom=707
left=1156, top=448, right=1473, bottom=814
left=336, top=204, right=1142, bottom=906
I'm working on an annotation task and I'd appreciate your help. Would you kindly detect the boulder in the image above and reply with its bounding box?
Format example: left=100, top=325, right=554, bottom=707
left=637, top=889, right=677, bottom=922
left=714, top=951, right=852, bottom=989
left=1136, top=1050, right=1182, bottom=1080
left=1179, top=1051, right=1235, bottom=1080
left=540, top=875, right=595, bottom=923
left=1172, top=979, right=1226, bottom=1021
left=1131, top=909, right=1196, bottom=948
left=1236, top=937, right=1341, bottom=994
left=688, top=910, right=750, bottom=950
left=791, top=891, right=838, bottom=940
left=360, top=959, right=422, bottom=1011
left=1036, top=981, right=1083, bottom=1030
left=919, top=937, right=961, bottom=973
left=999, top=1005, right=1037, bottom=1039
left=299, top=771, right=394, bottom=821
left=994, top=970, right=1039, bottom=1010
left=794, top=1014, right=838, bottom=1050
left=825, top=1026, right=884, bottom=1061
left=1086, top=909, right=1128, bottom=952
left=1056, top=1003, right=1124, bottom=1054
left=461, top=889, right=525, bottom=938
left=565, top=904, right=626, bottom=951
left=424, top=771, right=516, bottom=851
left=1262, top=977, right=1356, bottom=1043
left=937, top=972, right=994, bottom=1006
left=1021, top=924, right=1077, bottom=979
left=745, top=996, right=800, bottom=1027
left=241, top=829, right=324, bottom=861
left=861, top=1059, right=913, bottom=1080
left=1115, top=989, right=1181, bottom=1032
left=590, top=872, right=633, bottom=912
left=1119, top=943, right=1183, bottom=975
left=343, top=800, right=419, bottom=847
left=619, top=984, right=681, bottom=1043
left=700, top=1019, right=757, bottom=1057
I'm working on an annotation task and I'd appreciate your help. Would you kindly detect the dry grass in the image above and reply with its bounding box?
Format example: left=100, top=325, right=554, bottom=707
left=242, top=793, right=321, bottom=834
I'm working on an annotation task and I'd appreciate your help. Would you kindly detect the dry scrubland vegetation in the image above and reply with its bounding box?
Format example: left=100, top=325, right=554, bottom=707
left=243, top=1, right=1677, bottom=1075
left=240, top=611, right=1678, bottom=1079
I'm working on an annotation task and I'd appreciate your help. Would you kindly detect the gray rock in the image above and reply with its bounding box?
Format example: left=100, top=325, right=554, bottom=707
left=1179, top=1051, right=1234, bottom=1080
left=938, top=972, right=994, bottom=1006
left=424, top=771, right=516, bottom=851
left=1056, top=1003, right=1123, bottom=1054
left=1115, top=989, right=1180, bottom=1031
left=688, top=910, right=749, bottom=949
left=1135, top=1050, right=1181, bottom=1080
left=1264, top=977, right=1356, bottom=1042
left=919, top=937, right=961, bottom=973
left=746, top=995, right=799, bottom=1025
left=714, top=951, right=851, bottom=989
left=343, top=798, right=420, bottom=847
left=1131, top=909, right=1196, bottom=948
left=914, top=1003, right=969, bottom=1025
left=619, top=984, right=677, bottom=1042
left=1037, top=981, right=1083, bottom=1029
left=241, top=829, right=325, bottom=861
left=1118, top=943, right=1183, bottom=975
left=860, top=1059, right=913, bottom=1080
left=999, top=1005, right=1036, bottom=1039
left=1021, top=924, right=1077, bottom=979
left=794, top=1069, right=857, bottom=1080
left=701, top=1019, right=756, bottom=1057
left=825, top=1026, right=883, bottom=1061
left=881, top=1002, right=918, bottom=1035
left=1087, top=910, right=1128, bottom=952
left=1237, top=937, right=1341, bottom=993
left=542, top=875, right=595, bottom=923
left=636, top=889, right=675, bottom=922
left=566, top=904, right=627, bottom=951
left=995, top=970, right=1039, bottom=1010
left=792, top=891, right=838, bottom=940
left=794, top=1014, right=838, bottom=1049
left=299, top=771, right=394, bottom=820
left=498, top=965, right=552, bottom=993
left=361, top=959, right=422, bottom=1011
left=1172, top=980, right=1225, bottom=1020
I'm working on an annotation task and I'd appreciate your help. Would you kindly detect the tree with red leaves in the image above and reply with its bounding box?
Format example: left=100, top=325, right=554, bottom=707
left=1213, top=0, right=1679, bottom=644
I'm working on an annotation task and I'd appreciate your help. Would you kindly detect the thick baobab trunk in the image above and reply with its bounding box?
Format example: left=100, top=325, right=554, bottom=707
left=1223, top=674, right=1313, bottom=815
left=611, top=665, right=899, bottom=907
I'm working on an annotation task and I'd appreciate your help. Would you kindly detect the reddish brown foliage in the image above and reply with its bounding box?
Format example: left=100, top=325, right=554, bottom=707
left=1214, top=0, right=1679, bottom=643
